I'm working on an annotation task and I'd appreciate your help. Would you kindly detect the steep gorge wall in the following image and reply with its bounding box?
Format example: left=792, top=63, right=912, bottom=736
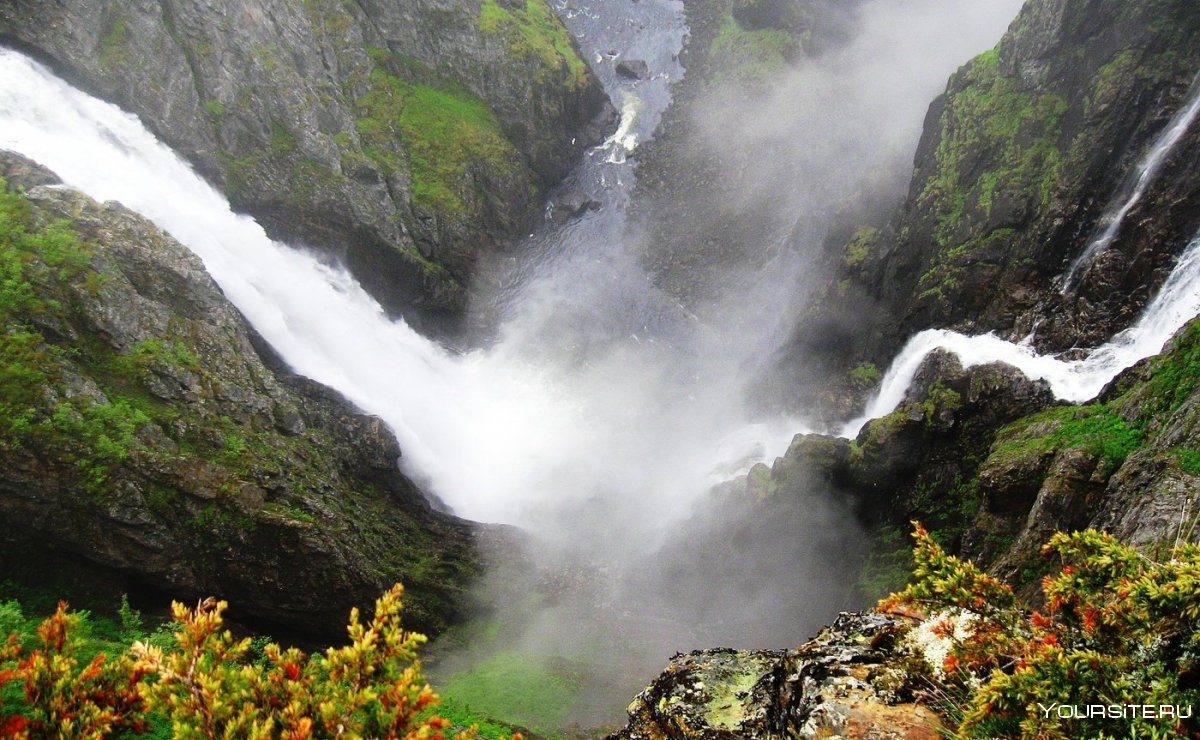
left=771, top=0, right=1200, bottom=621
left=631, top=0, right=863, bottom=314
left=0, top=0, right=613, bottom=328
left=0, top=152, right=488, bottom=639
left=808, top=0, right=1200, bottom=381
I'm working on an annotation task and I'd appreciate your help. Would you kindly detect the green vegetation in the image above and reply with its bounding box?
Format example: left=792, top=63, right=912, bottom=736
left=1119, top=320, right=1200, bottom=419
left=994, top=404, right=1142, bottom=475
left=354, top=66, right=524, bottom=216
left=261, top=501, right=317, bottom=525
left=915, top=48, right=1066, bottom=299
left=0, top=180, right=158, bottom=493
left=421, top=698, right=523, bottom=739
left=988, top=320, right=1200, bottom=486
left=269, top=122, right=296, bottom=153
left=919, top=381, right=962, bottom=425
left=440, top=650, right=579, bottom=736
left=708, top=13, right=795, bottom=82
left=1089, top=49, right=1140, bottom=114
left=0, top=179, right=295, bottom=512
left=103, top=338, right=201, bottom=379
left=478, top=0, right=589, bottom=89
left=843, top=226, right=879, bottom=270
left=201, top=99, right=225, bottom=119
left=99, top=14, right=130, bottom=70
left=883, top=524, right=1200, bottom=738
left=850, top=362, right=880, bottom=384
left=854, top=524, right=915, bottom=600
left=1174, top=447, right=1200, bottom=475
left=216, top=149, right=268, bottom=197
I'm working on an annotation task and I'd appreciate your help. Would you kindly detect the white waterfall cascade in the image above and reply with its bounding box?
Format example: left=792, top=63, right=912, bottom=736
left=1061, top=71, right=1200, bottom=290
left=843, top=227, right=1200, bottom=438
left=0, top=48, right=792, bottom=534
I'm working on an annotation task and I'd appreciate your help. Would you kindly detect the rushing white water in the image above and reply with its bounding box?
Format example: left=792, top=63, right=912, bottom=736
left=1062, top=72, right=1200, bottom=290
left=844, top=228, right=1200, bottom=437
left=0, top=48, right=790, bottom=538
left=0, top=1, right=1036, bottom=714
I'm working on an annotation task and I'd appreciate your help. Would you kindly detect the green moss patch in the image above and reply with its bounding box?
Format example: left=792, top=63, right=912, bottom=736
left=355, top=67, right=524, bottom=216
left=478, top=0, right=589, bottom=89
left=438, top=649, right=580, bottom=736
left=993, top=404, right=1142, bottom=476
left=708, top=13, right=795, bottom=81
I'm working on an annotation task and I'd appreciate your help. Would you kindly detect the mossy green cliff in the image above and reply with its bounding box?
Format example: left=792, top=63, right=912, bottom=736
left=782, top=0, right=1200, bottom=413
left=0, top=0, right=613, bottom=327
left=0, top=152, right=485, bottom=639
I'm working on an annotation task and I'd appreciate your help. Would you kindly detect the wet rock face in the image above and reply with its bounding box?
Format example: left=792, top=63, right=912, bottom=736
left=616, top=59, right=650, bottom=80
left=767, top=353, right=1054, bottom=532
left=782, top=0, right=1200, bottom=393
left=0, top=0, right=612, bottom=327
left=878, top=0, right=1200, bottom=349
left=610, top=612, right=942, bottom=739
left=0, top=153, right=483, bottom=639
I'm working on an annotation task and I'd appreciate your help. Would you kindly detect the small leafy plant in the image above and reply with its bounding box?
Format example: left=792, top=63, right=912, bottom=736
left=0, top=602, right=150, bottom=737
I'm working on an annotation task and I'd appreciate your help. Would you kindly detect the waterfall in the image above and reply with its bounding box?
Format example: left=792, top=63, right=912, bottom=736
left=0, top=0, right=1033, bottom=719
left=0, top=46, right=794, bottom=540
left=844, top=227, right=1200, bottom=437
left=1061, top=71, right=1200, bottom=290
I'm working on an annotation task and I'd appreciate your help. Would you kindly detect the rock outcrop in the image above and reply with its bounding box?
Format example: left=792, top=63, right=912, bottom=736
left=755, top=317, right=1200, bottom=600
left=0, top=152, right=487, bottom=639
left=610, top=611, right=942, bottom=739
left=616, top=316, right=1200, bottom=734
left=0, top=0, right=613, bottom=328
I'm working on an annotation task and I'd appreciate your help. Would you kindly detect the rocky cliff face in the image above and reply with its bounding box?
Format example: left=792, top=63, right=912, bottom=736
left=819, top=0, right=1200, bottom=369
left=0, top=0, right=613, bottom=328
left=0, top=151, right=488, bottom=639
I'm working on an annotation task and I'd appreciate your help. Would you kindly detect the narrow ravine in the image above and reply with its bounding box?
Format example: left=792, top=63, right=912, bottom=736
left=0, top=0, right=1037, bottom=729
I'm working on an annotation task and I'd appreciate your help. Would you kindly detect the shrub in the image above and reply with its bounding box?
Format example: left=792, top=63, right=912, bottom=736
left=0, top=584, right=501, bottom=739
left=881, top=523, right=1200, bottom=738
left=0, top=601, right=150, bottom=737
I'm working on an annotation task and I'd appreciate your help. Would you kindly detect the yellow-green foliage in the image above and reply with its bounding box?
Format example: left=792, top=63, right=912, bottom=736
left=0, top=585, right=508, bottom=739
left=478, top=0, right=589, bottom=89
left=355, top=67, right=524, bottom=216
left=882, top=524, right=1200, bottom=738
